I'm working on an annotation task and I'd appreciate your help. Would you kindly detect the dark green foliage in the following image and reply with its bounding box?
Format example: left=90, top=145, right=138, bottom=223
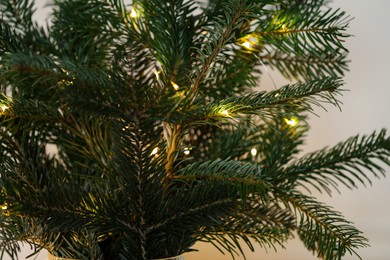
left=0, top=0, right=389, bottom=259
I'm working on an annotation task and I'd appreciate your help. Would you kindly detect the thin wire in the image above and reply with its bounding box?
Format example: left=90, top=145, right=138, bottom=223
left=255, top=53, right=278, bottom=90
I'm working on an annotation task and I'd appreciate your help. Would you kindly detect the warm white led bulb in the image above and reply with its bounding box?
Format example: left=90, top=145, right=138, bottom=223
left=130, top=8, right=138, bottom=18
left=251, top=148, right=257, bottom=156
left=154, top=70, right=160, bottom=81
left=151, top=147, right=158, bottom=156
left=183, top=147, right=190, bottom=155
left=240, top=33, right=260, bottom=50
left=171, top=81, right=179, bottom=90
left=0, top=105, right=9, bottom=112
left=242, top=41, right=253, bottom=49
left=284, top=117, right=298, bottom=127
left=220, top=110, right=229, bottom=117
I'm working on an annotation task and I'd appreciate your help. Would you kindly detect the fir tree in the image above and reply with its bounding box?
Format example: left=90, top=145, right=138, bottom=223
left=1, top=0, right=389, bottom=259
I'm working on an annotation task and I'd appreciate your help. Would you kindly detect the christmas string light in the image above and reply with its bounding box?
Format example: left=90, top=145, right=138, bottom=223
left=129, top=6, right=139, bottom=18
left=0, top=104, right=9, bottom=112
left=239, top=33, right=261, bottom=51
left=1, top=203, right=7, bottom=210
left=251, top=148, right=258, bottom=156
left=127, top=3, right=142, bottom=33
left=171, top=81, right=187, bottom=98
left=151, top=147, right=159, bottom=156
left=280, top=24, right=288, bottom=32
left=154, top=70, right=160, bottom=81
left=220, top=110, right=230, bottom=117
left=58, top=79, right=73, bottom=87
left=272, top=15, right=290, bottom=33
left=242, top=40, right=253, bottom=50
left=171, top=81, right=180, bottom=91
left=60, top=68, right=70, bottom=76
left=122, top=125, right=131, bottom=131
left=1, top=202, right=10, bottom=217
left=58, top=68, right=75, bottom=87
left=183, top=147, right=191, bottom=155
left=0, top=94, right=12, bottom=113
left=284, top=117, right=299, bottom=127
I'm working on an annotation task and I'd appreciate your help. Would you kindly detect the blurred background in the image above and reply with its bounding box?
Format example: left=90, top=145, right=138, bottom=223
left=9, top=0, right=390, bottom=259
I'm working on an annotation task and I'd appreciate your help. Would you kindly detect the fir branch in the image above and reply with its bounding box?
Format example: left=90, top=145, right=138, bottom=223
left=256, top=116, right=308, bottom=173
left=176, top=77, right=342, bottom=130
left=177, top=158, right=271, bottom=195
left=258, top=50, right=349, bottom=81
left=50, top=0, right=122, bottom=66
left=278, top=190, right=369, bottom=260
left=0, top=217, right=36, bottom=260
left=0, top=0, right=36, bottom=33
left=254, top=2, right=351, bottom=80
left=139, top=0, right=198, bottom=83
left=197, top=48, right=260, bottom=101
left=200, top=122, right=258, bottom=161
left=280, top=129, right=390, bottom=194
left=1, top=97, right=62, bottom=124
left=0, top=23, right=25, bottom=54
left=190, top=0, right=254, bottom=96
left=258, top=1, right=350, bottom=51
left=56, top=116, right=113, bottom=174
left=0, top=1, right=54, bottom=55
left=207, top=77, right=343, bottom=120
left=198, top=201, right=294, bottom=258
left=200, top=228, right=286, bottom=260
left=0, top=0, right=388, bottom=259
left=145, top=197, right=233, bottom=236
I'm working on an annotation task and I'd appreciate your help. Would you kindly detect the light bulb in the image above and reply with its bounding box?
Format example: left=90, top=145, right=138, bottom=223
left=251, top=148, right=258, bottom=156
left=151, top=147, right=159, bottom=156
left=273, top=17, right=289, bottom=33
left=0, top=105, right=9, bottom=112
left=171, top=81, right=180, bottom=90
left=219, top=110, right=230, bottom=117
left=284, top=117, right=298, bottom=127
left=280, top=24, right=288, bottom=32
left=242, top=41, right=253, bottom=49
left=122, top=125, right=131, bottom=131
left=183, top=147, right=190, bottom=155
left=60, top=68, right=70, bottom=76
left=130, top=8, right=138, bottom=18
left=154, top=70, right=160, bottom=81
left=240, top=33, right=260, bottom=50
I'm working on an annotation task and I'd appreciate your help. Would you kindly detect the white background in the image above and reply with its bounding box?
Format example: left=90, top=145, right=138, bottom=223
left=7, top=0, right=390, bottom=259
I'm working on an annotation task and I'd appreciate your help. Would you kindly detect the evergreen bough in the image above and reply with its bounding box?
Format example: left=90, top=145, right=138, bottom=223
left=0, top=0, right=389, bottom=259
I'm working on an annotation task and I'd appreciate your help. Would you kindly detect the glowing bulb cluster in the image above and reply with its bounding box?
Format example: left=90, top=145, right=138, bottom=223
left=183, top=147, right=191, bottom=155
left=57, top=68, right=75, bottom=87
left=122, top=125, right=131, bottom=131
left=1, top=203, right=10, bottom=216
